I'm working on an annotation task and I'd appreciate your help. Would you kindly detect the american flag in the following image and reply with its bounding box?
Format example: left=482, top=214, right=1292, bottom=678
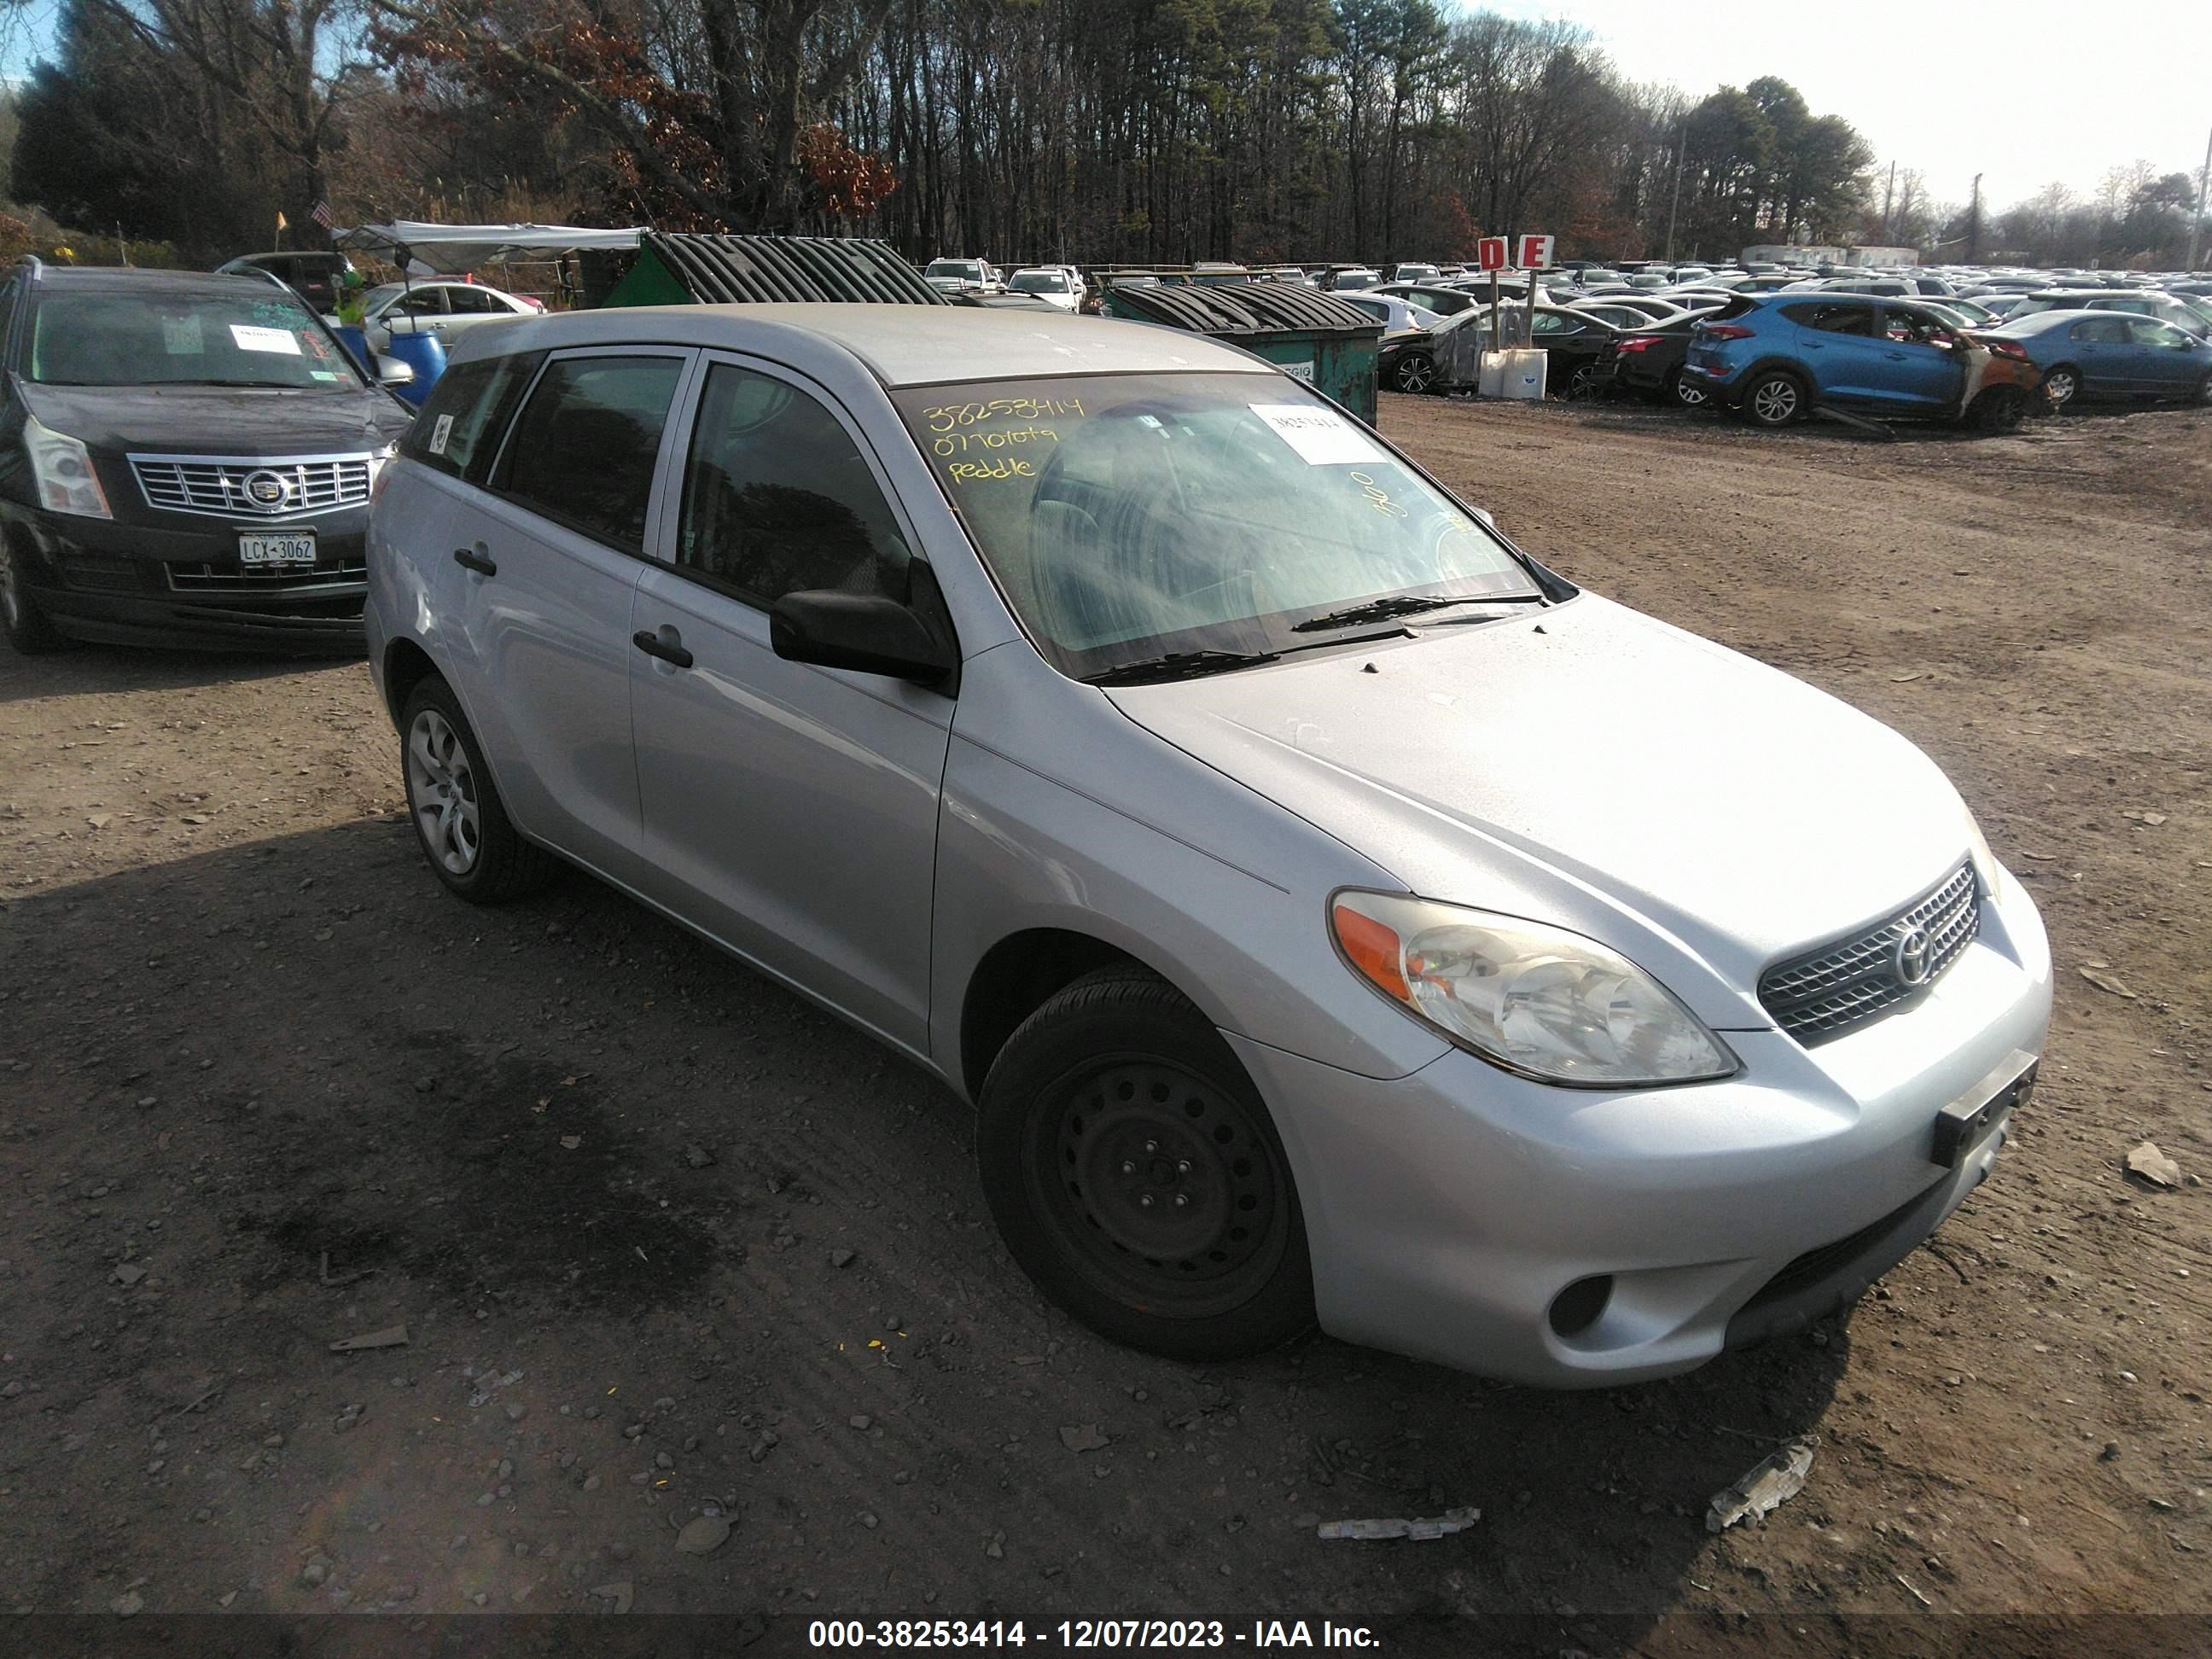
left=310, top=200, right=335, bottom=230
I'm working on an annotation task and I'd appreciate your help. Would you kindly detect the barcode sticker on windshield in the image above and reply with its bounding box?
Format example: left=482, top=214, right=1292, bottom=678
left=1249, top=403, right=1383, bottom=465
left=230, top=324, right=301, bottom=356
left=428, top=414, right=454, bottom=455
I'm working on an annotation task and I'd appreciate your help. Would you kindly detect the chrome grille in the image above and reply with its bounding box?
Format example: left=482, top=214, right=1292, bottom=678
left=129, top=453, right=372, bottom=520
left=166, top=560, right=367, bottom=592
left=1759, top=864, right=1979, bottom=1045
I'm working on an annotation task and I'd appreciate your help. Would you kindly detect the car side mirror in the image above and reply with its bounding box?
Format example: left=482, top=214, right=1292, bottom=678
left=771, top=589, right=957, bottom=684
left=375, top=355, right=415, bottom=387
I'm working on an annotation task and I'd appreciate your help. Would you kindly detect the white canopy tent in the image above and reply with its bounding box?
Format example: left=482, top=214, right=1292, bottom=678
left=332, top=221, right=643, bottom=275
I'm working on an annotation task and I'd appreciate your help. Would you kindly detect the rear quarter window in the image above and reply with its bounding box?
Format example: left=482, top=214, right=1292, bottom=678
left=399, top=350, right=547, bottom=484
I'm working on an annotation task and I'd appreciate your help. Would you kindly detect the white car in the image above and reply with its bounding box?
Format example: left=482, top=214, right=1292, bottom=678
left=359, top=281, right=538, bottom=353
left=1006, top=269, right=1080, bottom=311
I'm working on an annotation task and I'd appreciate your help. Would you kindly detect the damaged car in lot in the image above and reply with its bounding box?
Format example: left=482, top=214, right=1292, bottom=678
left=0, top=259, right=416, bottom=655
left=367, top=305, right=2051, bottom=1385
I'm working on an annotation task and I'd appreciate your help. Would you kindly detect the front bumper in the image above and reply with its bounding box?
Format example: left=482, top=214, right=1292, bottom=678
left=1232, top=864, right=2052, bottom=1386
left=4, top=502, right=368, bottom=654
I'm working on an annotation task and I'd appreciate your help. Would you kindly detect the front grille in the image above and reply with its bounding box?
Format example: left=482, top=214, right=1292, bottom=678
left=1759, top=863, right=1979, bottom=1045
left=166, top=560, right=367, bottom=592
left=129, top=453, right=372, bottom=521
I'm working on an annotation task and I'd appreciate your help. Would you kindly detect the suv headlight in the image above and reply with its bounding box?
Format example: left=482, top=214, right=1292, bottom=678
left=25, top=416, right=113, bottom=520
left=1330, top=891, right=1738, bottom=1086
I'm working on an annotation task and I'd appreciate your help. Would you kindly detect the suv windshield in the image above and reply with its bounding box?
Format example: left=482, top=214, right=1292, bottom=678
left=27, top=289, right=364, bottom=391
left=893, top=373, right=1540, bottom=681
left=1010, top=271, right=1068, bottom=294
left=927, top=261, right=983, bottom=282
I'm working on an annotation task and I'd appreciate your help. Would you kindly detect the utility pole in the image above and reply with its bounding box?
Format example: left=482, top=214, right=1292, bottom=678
left=1883, top=161, right=1896, bottom=243
left=1664, top=126, right=1685, bottom=261
left=2190, top=124, right=2212, bottom=274
left=1967, top=172, right=1982, bottom=263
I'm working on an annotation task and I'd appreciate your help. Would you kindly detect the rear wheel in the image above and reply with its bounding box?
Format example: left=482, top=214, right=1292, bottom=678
left=1740, top=370, right=1807, bottom=428
left=399, top=677, right=557, bottom=904
left=0, top=543, right=68, bottom=655
left=1391, top=352, right=1436, bottom=393
left=976, top=969, right=1315, bottom=1360
left=2041, top=364, right=2081, bottom=409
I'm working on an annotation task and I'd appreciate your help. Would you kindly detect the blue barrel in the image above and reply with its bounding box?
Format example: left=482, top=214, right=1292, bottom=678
left=332, top=324, right=372, bottom=376
left=382, top=329, right=447, bottom=407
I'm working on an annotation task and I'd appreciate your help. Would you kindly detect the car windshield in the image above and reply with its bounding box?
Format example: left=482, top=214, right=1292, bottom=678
left=928, top=261, right=982, bottom=281
left=1010, top=272, right=1068, bottom=294
left=893, top=373, right=1540, bottom=681
left=26, top=289, right=364, bottom=390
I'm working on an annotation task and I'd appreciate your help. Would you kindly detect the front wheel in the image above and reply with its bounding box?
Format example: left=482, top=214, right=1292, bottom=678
left=1392, top=352, right=1436, bottom=394
left=976, top=969, right=1315, bottom=1360
left=1740, top=370, right=1807, bottom=428
left=399, top=676, right=556, bottom=904
left=1668, top=367, right=1709, bottom=409
left=1970, top=386, right=2025, bottom=434
left=0, top=543, right=69, bottom=655
left=2194, top=371, right=2212, bottom=407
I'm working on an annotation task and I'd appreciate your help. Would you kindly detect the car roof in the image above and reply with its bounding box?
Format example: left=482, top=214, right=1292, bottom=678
left=21, top=265, right=312, bottom=301
left=453, top=302, right=1272, bottom=387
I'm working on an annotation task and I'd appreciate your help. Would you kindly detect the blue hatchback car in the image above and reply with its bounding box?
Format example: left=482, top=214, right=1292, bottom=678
left=1982, top=311, right=2212, bottom=410
left=1681, top=293, right=2034, bottom=428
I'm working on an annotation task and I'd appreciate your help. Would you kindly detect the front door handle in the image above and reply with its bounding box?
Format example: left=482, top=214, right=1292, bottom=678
left=452, top=548, right=496, bottom=577
left=632, top=629, right=694, bottom=670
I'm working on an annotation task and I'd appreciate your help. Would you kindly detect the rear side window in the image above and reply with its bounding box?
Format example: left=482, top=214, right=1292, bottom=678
left=400, top=349, right=546, bottom=483
left=2070, top=317, right=2128, bottom=344
left=498, top=354, right=685, bottom=554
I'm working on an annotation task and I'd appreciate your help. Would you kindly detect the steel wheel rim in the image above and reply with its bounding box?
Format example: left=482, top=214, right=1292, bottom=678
left=1027, top=1057, right=1290, bottom=1318
left=2046, top=370, right=2076, bottom=405
left=1752, top=379, right=1798, bottom=422
left=405, top=708, right=482, bottom=876
left=1397, top=357, right=1433, bottom=393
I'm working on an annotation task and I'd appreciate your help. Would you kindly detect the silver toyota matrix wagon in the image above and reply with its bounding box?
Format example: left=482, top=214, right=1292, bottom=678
left=365, top=305, right=2051, bottom=1385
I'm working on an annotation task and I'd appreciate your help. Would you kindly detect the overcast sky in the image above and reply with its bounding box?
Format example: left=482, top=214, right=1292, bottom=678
left=1493, top=0, right=2212, bottom=212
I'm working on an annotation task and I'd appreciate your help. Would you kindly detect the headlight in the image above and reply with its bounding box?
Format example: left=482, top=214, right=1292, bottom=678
left=25, top=416, right=112, bottom=520
left=1962, top=806, right=1997, bottom=889
left=1330, top=891, right=1738, bottom=1086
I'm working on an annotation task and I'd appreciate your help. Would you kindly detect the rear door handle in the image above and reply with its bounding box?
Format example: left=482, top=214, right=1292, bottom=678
left=452, top=548, right=497, bottom=577
left=632, top=629, right=694, bottom=670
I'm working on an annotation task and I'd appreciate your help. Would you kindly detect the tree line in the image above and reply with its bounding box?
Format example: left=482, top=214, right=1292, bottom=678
left=7, top=0, right=2205, bottom=272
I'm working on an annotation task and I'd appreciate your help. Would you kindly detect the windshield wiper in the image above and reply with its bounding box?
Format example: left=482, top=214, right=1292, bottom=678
left=1289, top=593, right=1541, bottom=632
left=1083, top=649, right=1281, bottom=687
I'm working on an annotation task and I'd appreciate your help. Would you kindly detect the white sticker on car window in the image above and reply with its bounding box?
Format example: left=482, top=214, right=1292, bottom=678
left=1249, top=403, right=1385, bottom=465
left=230, top=324, right=301, bottom=356
left=428, top=414, right=454, bottom=455
left=162, top=317, right=204, bottom=355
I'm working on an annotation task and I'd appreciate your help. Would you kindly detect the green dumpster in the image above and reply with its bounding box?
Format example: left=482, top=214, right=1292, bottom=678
left=1099, top=282, right=1382, bottom=422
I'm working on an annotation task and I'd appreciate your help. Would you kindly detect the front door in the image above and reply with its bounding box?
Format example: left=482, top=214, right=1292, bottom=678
left=1875, top=306, right=1966, bottom=411
left=628, top=358, right=953, bottom=1055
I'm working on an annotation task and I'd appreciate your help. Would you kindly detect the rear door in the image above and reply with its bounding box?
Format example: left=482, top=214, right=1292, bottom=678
left=457, top=346, right=693, bottom=881
left=626, top=357, right=954, bottom=1053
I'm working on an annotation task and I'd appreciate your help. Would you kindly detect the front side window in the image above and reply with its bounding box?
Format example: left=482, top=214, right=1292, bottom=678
left=26, top=288, right=365, bottom=391
left=499, top=354, right=684, bottom=553
left=893, top=373, right=1540, bottom=681
left=676, top=364, right=912, bottom=605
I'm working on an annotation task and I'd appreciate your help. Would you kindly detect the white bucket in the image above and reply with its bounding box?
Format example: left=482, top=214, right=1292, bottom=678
left=1497, top=348, right=1547, bottom=401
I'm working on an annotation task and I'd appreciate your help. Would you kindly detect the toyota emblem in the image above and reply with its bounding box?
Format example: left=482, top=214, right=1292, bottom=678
left=241, top=469, right=290, bottom=509
left=1893, top=925, right=1932, bottom=987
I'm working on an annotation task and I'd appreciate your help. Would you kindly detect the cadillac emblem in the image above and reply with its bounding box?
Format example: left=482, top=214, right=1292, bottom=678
left=241, top=469, right=291, bottom=509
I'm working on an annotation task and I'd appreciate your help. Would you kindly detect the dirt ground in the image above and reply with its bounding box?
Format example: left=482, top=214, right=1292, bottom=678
left=1, top=394, right=2207, bottom=1654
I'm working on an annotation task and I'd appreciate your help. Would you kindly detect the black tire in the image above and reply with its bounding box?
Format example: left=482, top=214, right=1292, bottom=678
left=1739, top=370, right=1807, bottom=428
left=975, top=968, right=1315, bottom=1360
left=0, top=542, right=69, bottom=655
left=1564, top=360, right=1606, bottom=401
left=1391, top=352, right=1436, bottom=394
left=2041, top=364, right=2081, bottom=410
left=1970, top=385, right=2024, bottom=434
left=399, top=675, right=557, bottom=904
left=2195, top=371, right=2212, bottom=407
left=1666, top=366, right=1709, bottom=410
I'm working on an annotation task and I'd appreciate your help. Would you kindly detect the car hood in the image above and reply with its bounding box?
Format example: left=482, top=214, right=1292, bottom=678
left=18, top=380, right=412, bottom=456
left=1104, top=594, right=1972, bottom=1022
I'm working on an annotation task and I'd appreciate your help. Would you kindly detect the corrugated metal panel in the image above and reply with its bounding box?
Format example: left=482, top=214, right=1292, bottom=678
left=639, top=234, right=947, bottom=306
left=1104, top=281, right=1377, bottom=336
